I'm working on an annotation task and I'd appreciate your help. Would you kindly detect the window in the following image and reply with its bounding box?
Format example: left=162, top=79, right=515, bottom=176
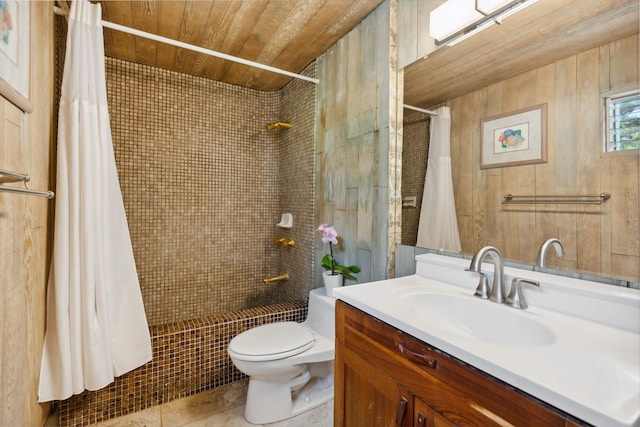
left=604, top=90, right=640, bottom=152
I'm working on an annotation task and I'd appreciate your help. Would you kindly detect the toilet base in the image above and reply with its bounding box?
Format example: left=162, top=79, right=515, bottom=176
left=244, top=362, right=334, bottom=424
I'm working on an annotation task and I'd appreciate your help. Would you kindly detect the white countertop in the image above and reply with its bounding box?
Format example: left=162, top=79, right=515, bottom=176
left=334, top=254, right=640, bottom=427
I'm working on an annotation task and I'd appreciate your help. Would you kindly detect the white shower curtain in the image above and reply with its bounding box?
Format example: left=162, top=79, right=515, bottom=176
left=416, top=106, right=462, bottom=252
left=38, top=0, right=152, bottom=402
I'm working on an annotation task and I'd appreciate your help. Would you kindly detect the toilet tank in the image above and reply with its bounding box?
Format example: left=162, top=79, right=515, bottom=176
left=304, top=288, right=336, bottom=339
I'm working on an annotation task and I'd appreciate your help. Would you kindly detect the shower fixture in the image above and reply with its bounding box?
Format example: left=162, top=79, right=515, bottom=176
left=262, top=272, right=289, bottom=284
left=267, top=122, right=292, bottom=131
left=274, top=237, right=295, bottom=247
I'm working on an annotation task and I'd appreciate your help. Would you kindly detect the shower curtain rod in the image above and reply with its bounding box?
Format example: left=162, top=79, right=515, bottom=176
left=403, top=104, right=438, bottom=116
left=52, top=6, right=320, bottom=85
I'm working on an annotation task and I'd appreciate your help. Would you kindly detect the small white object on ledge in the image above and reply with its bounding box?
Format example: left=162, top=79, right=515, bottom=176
left=277, top=213, right=293, bottom=228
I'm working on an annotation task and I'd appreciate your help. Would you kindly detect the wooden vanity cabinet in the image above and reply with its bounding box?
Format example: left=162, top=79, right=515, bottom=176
left=334, top=301, right=588, bottom=427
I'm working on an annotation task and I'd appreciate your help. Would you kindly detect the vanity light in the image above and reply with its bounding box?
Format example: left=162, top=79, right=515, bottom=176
left=430, top=0, right=539, bottom=47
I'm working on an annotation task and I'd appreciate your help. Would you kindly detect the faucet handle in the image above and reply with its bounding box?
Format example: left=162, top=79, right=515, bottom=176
left=466, top=269, right=491, bottom=299
left=506, top=278, right=540, bottom=309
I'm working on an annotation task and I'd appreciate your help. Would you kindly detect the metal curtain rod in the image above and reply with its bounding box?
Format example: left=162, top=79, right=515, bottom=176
left=403, top=104, right=438, bottom=116
left=502, top=193, right=611, bottom=205
left=52, top=6, right=319, bottom=85
left=0, top=169, right=55, bottom=199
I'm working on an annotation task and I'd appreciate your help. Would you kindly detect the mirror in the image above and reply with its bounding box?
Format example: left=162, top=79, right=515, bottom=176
left=400, top=1, right=639, bottom=286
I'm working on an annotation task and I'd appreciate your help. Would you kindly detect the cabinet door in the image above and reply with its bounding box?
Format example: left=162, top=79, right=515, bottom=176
left=415, top=397, right=456, bottom=427
left=340, top=352, right=412, bottom=427
left=336, top=303, right=413, bottom=426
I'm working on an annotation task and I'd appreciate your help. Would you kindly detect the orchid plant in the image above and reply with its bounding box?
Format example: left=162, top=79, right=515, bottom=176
left=315, top=224, right=361, bottom=281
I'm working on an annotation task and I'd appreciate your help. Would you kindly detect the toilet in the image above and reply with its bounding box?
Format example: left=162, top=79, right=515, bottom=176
left=228, top=288, right=336, bottom=424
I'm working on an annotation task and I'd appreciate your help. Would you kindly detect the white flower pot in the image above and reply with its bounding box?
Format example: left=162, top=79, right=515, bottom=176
left=322, top=271, right=343, bottom=297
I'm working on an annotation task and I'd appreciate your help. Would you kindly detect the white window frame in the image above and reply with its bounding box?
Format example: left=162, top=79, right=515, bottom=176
left=603, top=88, right=640, bottom=153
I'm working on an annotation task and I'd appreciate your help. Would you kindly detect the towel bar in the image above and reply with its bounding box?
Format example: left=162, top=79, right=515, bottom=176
left=502, top=193, right=610, bottom=205
left=0, top=169, right=55, bottom=199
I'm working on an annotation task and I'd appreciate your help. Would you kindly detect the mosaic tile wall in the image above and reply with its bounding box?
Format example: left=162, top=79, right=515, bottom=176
left=57, top=302, right=307, bottom=426
left=104, top=57, right=316, bottom=326
left=401, top=110, right=429, bottom=246
left=277, top=63, right=317, bottom=302
left=55, top=16, right=317, bottom=425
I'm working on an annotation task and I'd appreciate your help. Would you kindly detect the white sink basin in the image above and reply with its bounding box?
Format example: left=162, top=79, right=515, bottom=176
left=334, top=254, right=640, bottom=427
left=393, top=292, right=556, bottom=347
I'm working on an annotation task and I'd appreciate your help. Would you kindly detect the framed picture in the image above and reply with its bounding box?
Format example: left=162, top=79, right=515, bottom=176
left=480, top=104, right=547, bottom=169
left=0, top=0, right=32, bottom=113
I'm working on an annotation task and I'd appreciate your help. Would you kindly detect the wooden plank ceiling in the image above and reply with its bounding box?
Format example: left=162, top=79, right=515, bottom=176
left=89, top=0, right=384, bottom=91
left=404, top=0, right=640, bottom=109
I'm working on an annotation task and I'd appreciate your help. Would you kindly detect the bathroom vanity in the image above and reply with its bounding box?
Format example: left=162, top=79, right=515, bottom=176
left=333, top=254, right=640, bottom=427
left=335, top=301, right=582, bottom=426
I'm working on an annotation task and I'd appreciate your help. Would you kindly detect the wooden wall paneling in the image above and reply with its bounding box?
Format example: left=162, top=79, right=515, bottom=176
left=173, top=1, right=214, bottom=75
left=609, top=35, right=640, bottom=89
left=155, top=1, right=185, bottom=71
left=449, top=98, right=470, bottom=250
left=101, top=1, right=136, bottom=63
left=226, top=1, right=294, bottom=85
left=346, top=26, right=363, bottom=139
left=205, top=1, right=254, bottom=82
left=397, top=0, right=417, bottom=69
left=553, top=56, right=578, bottom=270
left=227, top=1, right=309, bottom=86
left=483, top=83, right=504, bottom=253
left=598, top=43, right=611, bottom=92
left=467, top=90, right=486, bottom=252
left=452, top=98, right=473, bottom=249
left=499, top=76, right=524, bottom=261
left=599, top=154, right=613, bottom=275
left=533, top=64, right=559, bottom=266
left=609, top=152, right=640, bottom=280
left=610, top=154, right=640, bottom=256
left=484, top=174, right=503, bottom=251
left=130, top=0, right=158, bottom=66
left=330, top=40, right=348, bottom=130
left=257, top=0, right=347, bottom=90
left=190, top=1, right=237, bottom=76
left=397, top=0, right=440, bottom=69
left=514, top=70, right=539, bottom=263
left=437, top=35, right=638, bottom=278
left=575, top=47, right=602, bottom=272
left=415, top=0, right=438, bottom=64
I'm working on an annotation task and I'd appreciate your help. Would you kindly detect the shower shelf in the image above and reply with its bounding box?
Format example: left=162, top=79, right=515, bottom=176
left=0, top=169, right=55, bottom=199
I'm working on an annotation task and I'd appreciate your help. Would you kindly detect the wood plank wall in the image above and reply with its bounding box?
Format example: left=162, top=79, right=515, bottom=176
left=315, top=0, right=397, bottom=282
left=450, top=34, right=639, bottom=281
left=0, top=3, right=55, bottom=425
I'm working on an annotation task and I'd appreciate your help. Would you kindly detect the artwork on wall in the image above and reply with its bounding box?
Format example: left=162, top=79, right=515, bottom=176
left=0, top=0, right=32, bottom=113
left=480, top=104, right=547, bottom=169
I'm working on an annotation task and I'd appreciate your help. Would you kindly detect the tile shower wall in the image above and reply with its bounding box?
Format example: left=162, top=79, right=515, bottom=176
left=277, top=63, right=317, bottom=302
left=401, top=110, right=429, bottom=246
left=105, top=58, right=316, bottom=325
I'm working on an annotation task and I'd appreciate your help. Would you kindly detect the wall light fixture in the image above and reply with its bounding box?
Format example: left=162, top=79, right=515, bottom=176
left=430, top=0, right=539, bottom=47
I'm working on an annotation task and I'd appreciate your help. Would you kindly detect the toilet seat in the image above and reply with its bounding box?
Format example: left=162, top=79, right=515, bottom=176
left=229, top=321, right=315, bottom=362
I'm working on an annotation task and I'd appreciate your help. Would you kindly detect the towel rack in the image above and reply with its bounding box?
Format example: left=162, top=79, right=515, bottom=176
left=0, top=169, right=55, bottom=199
left=503, top=193, right=610, bottom=205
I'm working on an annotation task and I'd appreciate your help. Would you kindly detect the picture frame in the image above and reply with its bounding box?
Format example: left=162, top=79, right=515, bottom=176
left=0, top=0, right=32, bottom=113
left=480, top=104, right=547, bottom=169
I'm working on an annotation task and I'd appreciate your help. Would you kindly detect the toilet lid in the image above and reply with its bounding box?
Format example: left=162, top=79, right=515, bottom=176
left=229, top=322, right=315, bottom=362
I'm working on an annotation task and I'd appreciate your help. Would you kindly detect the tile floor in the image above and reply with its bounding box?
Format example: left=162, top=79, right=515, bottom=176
left=86, top=380, right=333, bottom=427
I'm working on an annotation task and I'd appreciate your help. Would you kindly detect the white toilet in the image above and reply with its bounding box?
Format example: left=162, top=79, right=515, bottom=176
left=228, top=288, right=336, bottom=424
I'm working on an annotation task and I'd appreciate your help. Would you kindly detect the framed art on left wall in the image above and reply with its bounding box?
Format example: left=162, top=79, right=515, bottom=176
left=0, top=0, right=32, bottom=113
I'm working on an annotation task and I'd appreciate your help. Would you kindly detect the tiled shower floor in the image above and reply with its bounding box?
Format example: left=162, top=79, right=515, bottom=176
left=66, top=380, right=333, bottom=427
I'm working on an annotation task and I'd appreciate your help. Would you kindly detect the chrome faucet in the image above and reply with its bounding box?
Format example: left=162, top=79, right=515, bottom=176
left=467, top=246, right=505, bottom=304
left=536, top=238, right=565, bottom=268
